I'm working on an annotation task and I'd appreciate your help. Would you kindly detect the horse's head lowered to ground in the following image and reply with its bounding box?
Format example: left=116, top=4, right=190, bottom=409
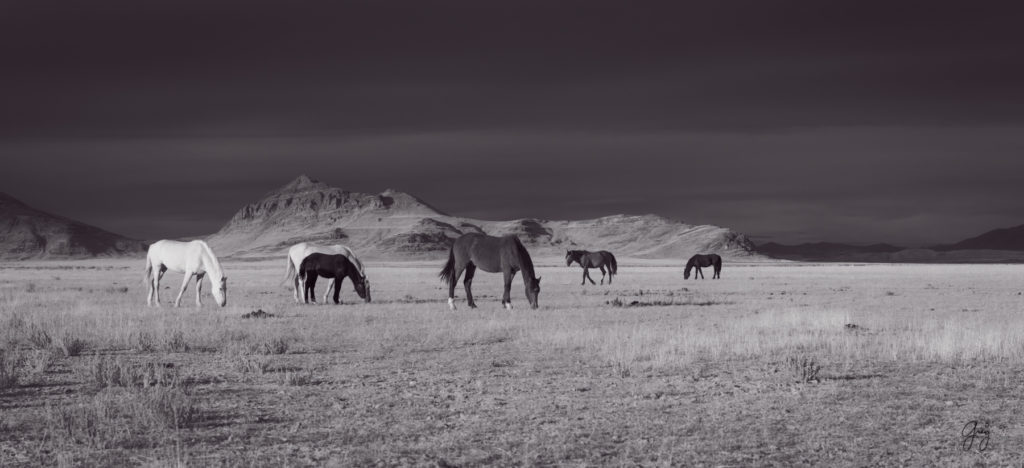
left=355, top=276, right=371, bottom=303
left=526, top=276, right=541, bottom=309
left=212, top=275, right=228, bottom=307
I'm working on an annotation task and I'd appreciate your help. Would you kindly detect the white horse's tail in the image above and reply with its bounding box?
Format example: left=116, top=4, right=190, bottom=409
left=282, top=254, right=295, bottom=284
left=143, top=255, right=153, bottom=286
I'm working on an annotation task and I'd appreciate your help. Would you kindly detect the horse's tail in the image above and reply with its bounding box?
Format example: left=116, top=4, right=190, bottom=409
left=607, top=252, right=618, bottom=275
left=143, top=254, right=153, bottom=286
left=438, top=246, right=457, bottom=288
left=282, top=254, right=295, bottom=285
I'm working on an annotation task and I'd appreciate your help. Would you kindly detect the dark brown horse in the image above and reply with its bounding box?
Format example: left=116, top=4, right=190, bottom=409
left=299, top=253, right=370, bottom=304
left=684, top=254, right=722, bottom=279
left=439, top=233, right=541, bottom=310
left=565, top=249, right=618, bottom=285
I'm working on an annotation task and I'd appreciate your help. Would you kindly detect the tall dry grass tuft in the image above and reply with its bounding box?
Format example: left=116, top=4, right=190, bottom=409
left=163, top=330, right=190, bottom=353
left=27, top=323, right=53, bottom=350
left=80, top=355, right=183, bottom=389
left=44, top=386, right=199, bottom=450
left=56, top=331, right=88, bottom=357
left=0, top=348, right=20, bottom=390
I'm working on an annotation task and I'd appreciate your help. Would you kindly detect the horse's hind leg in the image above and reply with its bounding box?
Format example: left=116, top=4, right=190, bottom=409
left=173, top=272, right=193, bottom=307
left=448, top=263, right=466, bottom=311
left=293, top=273, right=302, bottom=303
left=305, top=275, right=318, bottom=304
left=599, top=265, right=606, bottom=285
left=146, top=268, right=154, bottom=306
left=195, top=272, right=205, bottom=307
left=463, top=264, right=477, bottom=308
left=151, top=266, right=166, bottom=307
left=502, top=269, right=514, bottom=310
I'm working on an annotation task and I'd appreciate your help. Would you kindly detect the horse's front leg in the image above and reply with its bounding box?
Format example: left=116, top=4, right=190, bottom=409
left=173, top=272, right=193, bottom=307
left=322, top=278, right=336, bottom=304
left=697, top=267, right=704, bottom=280
left=195, top=272, right=205, bottom=307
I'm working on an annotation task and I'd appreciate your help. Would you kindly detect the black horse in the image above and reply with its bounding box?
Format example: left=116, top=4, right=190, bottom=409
left=565, top=249, right=618, bottom=285
left=439, top=233, right=541, bottom=310
left=299, top=253, right=370, bottom=304
left=684, top=254, right=722, bottom=280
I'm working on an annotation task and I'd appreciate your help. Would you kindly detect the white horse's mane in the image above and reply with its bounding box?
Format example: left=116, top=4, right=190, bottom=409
left=197, top=240, right=224, bottom=278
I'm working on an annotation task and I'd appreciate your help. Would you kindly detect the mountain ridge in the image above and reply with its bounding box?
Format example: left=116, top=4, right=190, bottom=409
left=206, top=175, right=759, bottom=259
left=0, top=192, right=147, bottom=260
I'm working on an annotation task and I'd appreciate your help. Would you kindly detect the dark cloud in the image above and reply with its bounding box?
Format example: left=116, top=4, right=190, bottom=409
left=1, top=1, right=1022, bottom=244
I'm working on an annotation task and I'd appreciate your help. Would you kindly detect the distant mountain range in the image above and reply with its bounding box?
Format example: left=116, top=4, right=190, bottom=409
left=205, top=175, right=757, bottom=259
left=760, top=225, right=1024, bottom=263
left=933, top=224, right=1024, bottom=251
left=0, top=192, right=146, bottom=260
left=5, top=177, right=1024, bottom=263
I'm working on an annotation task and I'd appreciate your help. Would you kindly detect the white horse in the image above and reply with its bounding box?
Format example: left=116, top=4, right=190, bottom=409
left=284, top=242, right=367, bottom=303
left=145, top=240, right=227, bottom=307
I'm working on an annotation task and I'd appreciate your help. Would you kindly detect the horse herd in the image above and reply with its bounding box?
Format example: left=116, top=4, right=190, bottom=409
left=143, top=233, right=724, bottom=310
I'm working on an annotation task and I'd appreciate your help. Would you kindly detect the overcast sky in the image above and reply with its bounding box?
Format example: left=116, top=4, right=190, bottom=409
left=2, top=1, right=1022, bottom=245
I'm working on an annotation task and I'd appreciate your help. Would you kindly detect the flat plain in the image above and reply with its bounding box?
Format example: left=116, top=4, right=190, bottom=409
left=2, top=259, right=1024, bottom=466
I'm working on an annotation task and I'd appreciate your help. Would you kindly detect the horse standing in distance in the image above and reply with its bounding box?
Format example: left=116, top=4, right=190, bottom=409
left=684, top=254, right=722, bottom=280
left=145, top=240, right=227, bottom=307
left=298, top=253, right=370, bottom=304
left=439, top=233, right=541, bottom=310
left=565, top=249, right=618, bottom=285
left=284, top=242, right=368, bottom=303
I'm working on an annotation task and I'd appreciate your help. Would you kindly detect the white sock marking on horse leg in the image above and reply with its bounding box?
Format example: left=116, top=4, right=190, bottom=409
left=448, top=297, right=456, bottom=310
left=504, top=303, right=513, bottom=310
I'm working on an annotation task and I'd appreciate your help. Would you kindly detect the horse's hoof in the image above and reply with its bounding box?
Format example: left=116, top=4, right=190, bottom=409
left=448, top=298, right=457, bottom=311
left=504, top=303, right=513, bottom=310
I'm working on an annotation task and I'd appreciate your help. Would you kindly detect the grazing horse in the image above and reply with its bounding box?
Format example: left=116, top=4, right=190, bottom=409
left=145, top=240, right=227, bottom=307
left=439, top=233, right=541, bottom=310
left=684, top=254, right=722, bottom=280
left=298, top=253, right=370, bottom=304
left=565, top=249, right=618, bottom=285
left=283, top=242, right=368, bottom=303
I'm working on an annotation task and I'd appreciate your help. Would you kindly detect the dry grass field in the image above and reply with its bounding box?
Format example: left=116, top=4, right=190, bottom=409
left=2, top=259, right=1024, bottom=466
